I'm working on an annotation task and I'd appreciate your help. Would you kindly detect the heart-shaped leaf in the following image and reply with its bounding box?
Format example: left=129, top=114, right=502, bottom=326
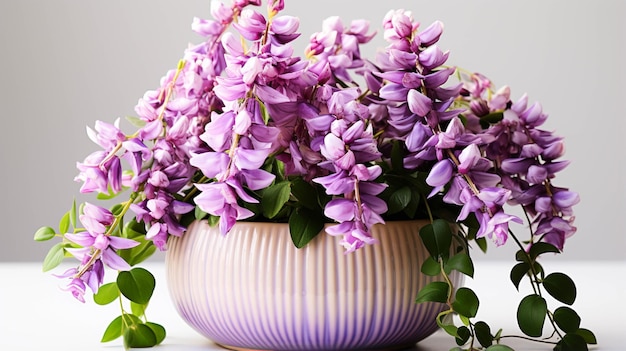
left=117, top=267, right=155, bottom=305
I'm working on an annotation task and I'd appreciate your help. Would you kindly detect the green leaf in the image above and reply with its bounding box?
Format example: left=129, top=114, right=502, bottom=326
left=261, top=181, right=291, bottom=219
left=475, top=237, right=488, bottom=253
left=415, top=281, right=449, bottom=304
left=122, top=313, right=143, bottom=326
left=34, top=226, right=56, bottom=242
left=440, top=323, right=459, bottom=338
left=96, top=187, right=119, bottom=200
left=126, top=115, right=147, bottom=128
left=474, top=321, right=493, bottom=347
left=437, top=314, right=459, bottom=338
left=121, top=219, right=146, bottom=239
left=555, top=333, right=588, bottom=351
left=386, top=186, right=412, bottom=214
left=123, top=323, right=158, bottom=348
left=403, top=188, right=420, bottom=218
left=510, top=262, right=530, bottom=290
left=117, top=268, right=156, bottom=305
left=452, top=287, right=479, bottom=318
left=515, top=249, right=530, bottom=264
left=485, top=345, right=515, bottom=351
left=419, top=219, right=452, bottom=260
left=444, top=252, right=474, bottom=277
left=145, top=322, right=166, bottom=345
left=479, top=111, right=504, bottom=128
left=131, top=301, right=147, bottom=317
left=101, top=315, right=124, bottom=343
left=543, top=272, right=576, bottom=305
left=194, top=206, right=208, bottom=221
left=125, top=240, right=156, bottom=267
left=458, top=314, right=471, bottom=326
left=288, top=207, right=324, bottom=248
left=459, top=314, right=470, bottom=327
left=529, top=242, right=560, bottom=259
left=390, top=139, right=404, bottom=171
left=258, top=99, right=271, bottom=125
left=118, top=221, right=157, bottom=266
left=494, top=328, right=503, bottom=341
left=70, top=199, right=77, bottom=229
left=59, top=212, right=70, bottom=234
left=94, top=282, right=120, bottom=305
left=110, top=203, right=125, bottom=216
left=455, top=326, right=470, bottom=346
left=42, top=243, right=65, bottom=272
left=208, top=214, right=220, bottom=227
left=290, top=178, right=321, bottom=210
left=421, top=256, right=441, bottom=276
left=574, top=328, right=597, bottom=344
left=553, top=306, right=581, bottom=333
left=517, top=294, right=547, bottom=337
left=463, top=213, right=480, bottom=235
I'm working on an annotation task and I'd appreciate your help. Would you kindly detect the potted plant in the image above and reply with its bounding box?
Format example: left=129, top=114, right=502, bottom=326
left=35, top=1, right=596, bottom=350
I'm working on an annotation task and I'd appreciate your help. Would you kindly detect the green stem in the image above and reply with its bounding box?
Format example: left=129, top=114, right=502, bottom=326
left=104, top=194, right=137, bottom=237
left=353, top=179, right=364, bottom=221
left=439, top=258, right=454, bottom=308
left=260, top=7, right=273, bottom=46
left=499, top=335, right=558, bottom=345
left=521, top=206, right=535, bottom=238
left=119, top=294, right=130, bottom=329
left=423, top=196, right=434, bottom=223
left=357, top=89, right=371, bottom=102
left=99, top=143, right=123, bottom=171
left=507, top=229, right=539, bottom=295
left=155, top=60, right=185, bottom=125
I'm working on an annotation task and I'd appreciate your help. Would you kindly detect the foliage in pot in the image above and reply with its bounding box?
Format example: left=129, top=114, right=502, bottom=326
left=35, top=1, right=596, bottom=350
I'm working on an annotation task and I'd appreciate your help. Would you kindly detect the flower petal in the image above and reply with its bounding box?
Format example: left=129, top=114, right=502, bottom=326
left=101, top=248, right=131, bottom=271
left=407, top=89, right=433, bottom=117
left=324, top=199, right=356, bottom=222
left=255, top=85, right=290, bottom=104
left=234, top=148, right=270, bottom=170
left=553, top=190, right=580, bottom=208
left=65, top=233, right=96, bottom=247
left=426, top=159, right=454, bottom=187
left=108, top=236, right=140, bottom=250
left=241, top=169, right=276, bottom=190
left=190, top=151, right=230, bottom=179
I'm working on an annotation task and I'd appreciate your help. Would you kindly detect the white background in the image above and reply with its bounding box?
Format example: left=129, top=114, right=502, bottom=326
left=0, top=0, right=624, bottom=261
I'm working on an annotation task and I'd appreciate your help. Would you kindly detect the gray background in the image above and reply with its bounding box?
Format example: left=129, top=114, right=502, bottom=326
left=1, top=1, right=624, bottom=262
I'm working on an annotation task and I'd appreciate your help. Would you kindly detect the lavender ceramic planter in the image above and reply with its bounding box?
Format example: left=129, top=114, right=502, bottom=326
left=166, top=220, right=462, bottom=350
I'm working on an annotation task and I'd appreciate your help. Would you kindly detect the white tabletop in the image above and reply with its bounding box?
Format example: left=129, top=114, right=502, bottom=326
left=0, top=261, right=622, bottom=350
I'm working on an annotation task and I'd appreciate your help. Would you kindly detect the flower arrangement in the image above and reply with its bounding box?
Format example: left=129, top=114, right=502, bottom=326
left=35, top=1, right=596, bottom=350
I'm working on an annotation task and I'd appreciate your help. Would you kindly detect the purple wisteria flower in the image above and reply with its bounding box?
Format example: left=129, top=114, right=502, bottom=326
left=65, top=204, right=139, bottom=269
left=58, top=1, right=582, bottom=262
left=314, top=117, right=387, bottom=252
left=40, top=7, right=583, bottom=346
left=58, top=203, right=139, bottom=300
left=191, top=148, right=275, bottom=234
left=76, top=119, right=125, bottom=194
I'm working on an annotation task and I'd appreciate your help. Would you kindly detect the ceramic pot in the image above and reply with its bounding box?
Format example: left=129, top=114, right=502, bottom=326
left=166, top=220, right=462, bottom=351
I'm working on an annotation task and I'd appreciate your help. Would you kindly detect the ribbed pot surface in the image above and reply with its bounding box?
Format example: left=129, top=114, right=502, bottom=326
left=166, top=220, right=462, bottom=351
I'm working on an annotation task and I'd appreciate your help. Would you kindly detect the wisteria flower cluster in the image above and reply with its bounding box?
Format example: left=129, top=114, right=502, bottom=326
left=36, top=1, right=595, bottom=350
